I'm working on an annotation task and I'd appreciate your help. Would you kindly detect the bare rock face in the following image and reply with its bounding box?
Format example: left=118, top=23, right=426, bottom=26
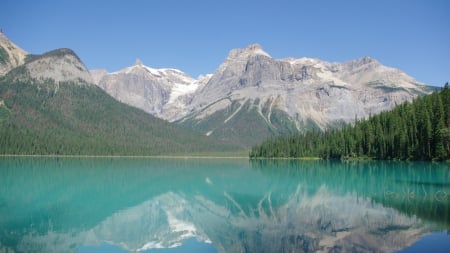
left=0, top=32, right=27, bottom=76
left=1, top=33, right=93, bottom=85
left=21, top=48, right=94, bottom=84
left=90, top=69, right=109, bottom=85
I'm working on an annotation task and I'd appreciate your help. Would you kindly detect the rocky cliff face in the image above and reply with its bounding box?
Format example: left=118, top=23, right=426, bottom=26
left=18, top=48, right=94, bottom=84
left=0, top=34, right=92, bottom=85
left=0, top=32, right=27, bottom=76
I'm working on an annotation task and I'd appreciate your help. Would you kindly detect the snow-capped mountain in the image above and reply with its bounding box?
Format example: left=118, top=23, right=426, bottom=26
left=95, top=59, right=205, bottom=120
left=187, top=44, right=429, bottom=126
left=3, top=31, right=433, bottom=148
left=94, top=44, right=432, bottom=147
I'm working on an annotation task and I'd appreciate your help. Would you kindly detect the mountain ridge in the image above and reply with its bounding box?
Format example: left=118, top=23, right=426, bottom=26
left=0, top=33, right=435, bottom=148
left=92, top=44, right=433, bottom=147
left=92, top=44, right=430, bottom=121
left=10, top=48, right=94, bottom=85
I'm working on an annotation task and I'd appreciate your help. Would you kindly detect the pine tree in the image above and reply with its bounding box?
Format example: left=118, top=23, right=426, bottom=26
left=431, top=93, right=446, bottom=160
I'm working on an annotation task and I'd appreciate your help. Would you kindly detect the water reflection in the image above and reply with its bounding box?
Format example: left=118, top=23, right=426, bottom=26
left=0, top=157, right=448, bottom=252
left=251, top=159, right=450, bottom=229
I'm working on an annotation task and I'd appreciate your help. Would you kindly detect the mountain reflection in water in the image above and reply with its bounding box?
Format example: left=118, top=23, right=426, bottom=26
left=0, top=157, right=448, bottom=253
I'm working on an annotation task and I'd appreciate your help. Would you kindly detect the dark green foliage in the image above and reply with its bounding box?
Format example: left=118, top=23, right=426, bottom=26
left=178, top=99, right=299, bottom=148
left=0, top=78, right=235, bottom=155
left=25, top=48, right=81, bottom=64
left=250, top=84, right=450, bottom=161
left=0, top=46, right=8, bottom=64
left=251, top=159, right=450, bottom=229
left=0, top=101, right=10, bottom=124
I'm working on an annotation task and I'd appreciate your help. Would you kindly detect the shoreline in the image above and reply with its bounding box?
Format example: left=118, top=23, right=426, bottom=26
left=0, top=154, right=250, bottom=159
left=2, top=155, right=446, bottom=162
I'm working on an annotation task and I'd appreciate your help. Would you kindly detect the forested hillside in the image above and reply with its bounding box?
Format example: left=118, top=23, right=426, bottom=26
left=250, top=83, right=450, bottom=161
left=0, top=78, right=234, bottom=155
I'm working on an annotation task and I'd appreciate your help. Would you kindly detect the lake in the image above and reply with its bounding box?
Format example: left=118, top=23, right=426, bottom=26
left=0, top=157, right=449, bottom=253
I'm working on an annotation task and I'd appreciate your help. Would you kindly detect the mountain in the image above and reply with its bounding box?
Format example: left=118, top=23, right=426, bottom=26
left=15, top=48, right=94, bottom=84
left=94, top=44, right=433, bottom=147
left=0, top=43, right=233, bottom=155
left=0, top=31, right=27, bottom=76
left=250, top=86, right=450, bottom=160
left=95, top=59, right=206, bottom=120
left=179, top=44, right=434, bottom=147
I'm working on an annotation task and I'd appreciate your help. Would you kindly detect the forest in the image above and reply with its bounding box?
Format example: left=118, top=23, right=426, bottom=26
left=0, top=78, right=234, bottom=156
left=250, top=83, right=450, bottom=161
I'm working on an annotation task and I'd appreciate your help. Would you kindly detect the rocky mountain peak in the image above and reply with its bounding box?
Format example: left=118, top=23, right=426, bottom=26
left=0, top=32, right=28, bottom=76
left=135, top=58, right=143, bottom=66
left=17, top=48, right=93, bottom=84
left=226, top=43, right=271, bottom=60
left=343, top=56, right=380, bottom=70
left=96, top=61, right=198, bottom=120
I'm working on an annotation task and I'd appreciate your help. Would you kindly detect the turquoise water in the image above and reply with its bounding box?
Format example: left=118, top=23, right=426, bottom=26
left=0, top=157, right=449, bottom=253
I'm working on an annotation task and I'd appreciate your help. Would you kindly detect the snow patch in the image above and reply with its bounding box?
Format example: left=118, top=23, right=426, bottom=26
left=166, top=211, right=197, bottom=237
left=138, top=241, right=183, bottom=251
left=138, top=241, right=165, bottom=251
left=143, top=66, right=163, bottom=76
left=168, top=82, right=199, bottom=104
left=253, top=48, right=271, bottom=58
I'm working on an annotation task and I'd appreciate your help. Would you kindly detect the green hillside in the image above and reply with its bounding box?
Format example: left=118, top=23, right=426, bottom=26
left=250, top=84, right=450, bottom=161
left=178, top=98, right=300, bottom=148
left=0, top=78, right=234, bottom=156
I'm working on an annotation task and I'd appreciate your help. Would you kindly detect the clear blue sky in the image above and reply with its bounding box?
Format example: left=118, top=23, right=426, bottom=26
left=1, top=0, right=449, bottom=86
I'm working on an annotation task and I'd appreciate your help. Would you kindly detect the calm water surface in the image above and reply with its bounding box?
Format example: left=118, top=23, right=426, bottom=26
left=0, top=157, right=449, bottom=253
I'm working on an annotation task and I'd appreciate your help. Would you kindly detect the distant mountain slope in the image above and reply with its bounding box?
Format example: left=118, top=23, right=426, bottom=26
left=18, top=48, right=93, bottom=84
left=0, top=32, right=27, bottom=76
left=94, top=44, right=433, bottom=148
left=0, top=48, right=233, bottom=155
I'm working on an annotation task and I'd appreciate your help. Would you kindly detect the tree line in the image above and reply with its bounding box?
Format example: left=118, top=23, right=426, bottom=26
left=250, top=83, right=450, bottom=161
left=0, top=78, right=234, bottom=156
